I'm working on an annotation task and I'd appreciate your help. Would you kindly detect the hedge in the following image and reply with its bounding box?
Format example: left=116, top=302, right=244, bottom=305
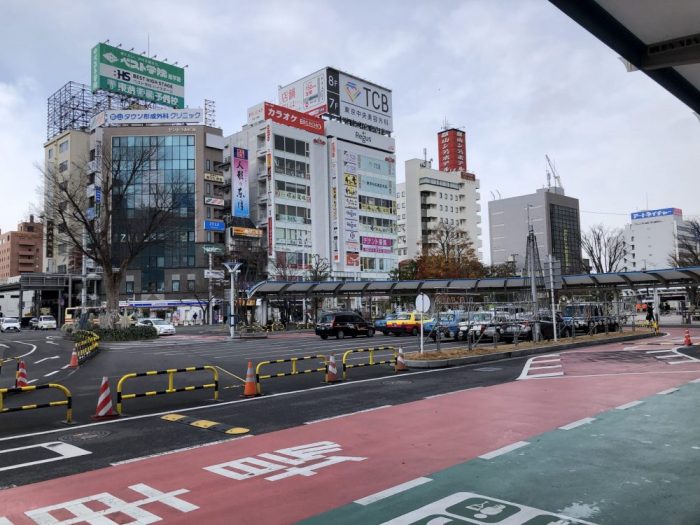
left=90, top=325, right=158, bottom=341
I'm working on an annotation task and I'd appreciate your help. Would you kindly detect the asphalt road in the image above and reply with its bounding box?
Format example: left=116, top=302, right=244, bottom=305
left=0, top=331, right=700, bottom=525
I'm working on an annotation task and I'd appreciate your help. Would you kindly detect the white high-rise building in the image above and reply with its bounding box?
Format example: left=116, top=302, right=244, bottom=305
left=227, top=68, right=397, bottom=280
left=396, top=159, right=481, bottom=262
left=622, top=208, right=694, bottom=271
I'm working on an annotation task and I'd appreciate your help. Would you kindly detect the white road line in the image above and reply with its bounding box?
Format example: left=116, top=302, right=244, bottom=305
left=656, top=387, right=678, bottom=395
left=647, top=350, right=674, bottom=354
left=110, top=436, right=248, bottom=466
left=529, top=372, right=564, bottom=378
left=529, top=365, right=562, bottom=370
left=10, top=342, right=37, bottom=359
left=656, top=354, right=681, bottom=359
left=668, top=360, right=694, bottom=365
left=61, top=364, right=70, bottom=369
left=479, top=441, right=529, bottom=459
left=559, top=417, right=596, bottom=430
left=0, top=361, right=576, bottom=444
left=354, top=477, right=433, bottom=506
left=531, top=358, right=562, bottom=364
left=690, top=378, right=700, bottom=383
left=34, top=356, right=59, bottom=364
left=424, top=386, right=483, bottom=400
left=517, top=354, right=562, bottom=380
left=43, top=370, right=59, bottom=377
left=46, top=341, right=59, bottom=345
left=616, top=400, right=644, bottom=410
left=26, top=379, right=38, bottom=385
left=0, top=442, right=91, bottom=472
left=304, top=405, right=391, bottom=424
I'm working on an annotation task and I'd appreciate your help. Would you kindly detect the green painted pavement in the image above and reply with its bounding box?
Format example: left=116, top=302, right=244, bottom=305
left=303, top=382, right=700, bottom=525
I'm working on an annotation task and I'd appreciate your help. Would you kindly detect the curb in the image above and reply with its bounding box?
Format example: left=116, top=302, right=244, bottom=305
left=405, top=331, right=662, bottom=369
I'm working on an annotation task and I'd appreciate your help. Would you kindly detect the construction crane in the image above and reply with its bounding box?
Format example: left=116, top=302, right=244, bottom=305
left=545, top=154, right=563, bottom=192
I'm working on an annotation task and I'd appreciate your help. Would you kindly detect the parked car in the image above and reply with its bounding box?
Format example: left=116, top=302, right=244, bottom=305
left=562, top=303, right=616, bottom=334
left=29, top=317, right=39, bottom=329
left=37, top=315, right=57, bottom=330
left=136, top=318, right=176, bottom=336
left=374, top=313, right=398, bottom=335
left=0, top=317, right=21, bottom=333
left=386, top=311, right=428, bottom=336
left=456, top=311, right=507, bottom=341
left=424, top=311, right=470, bottom=341
left=315, top=311, right=374, bottom=339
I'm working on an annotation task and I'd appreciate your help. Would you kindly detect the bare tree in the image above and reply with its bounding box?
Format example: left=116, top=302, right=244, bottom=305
left=669, top=218, right=700, bottom=309
left=306, top=254, right=331, bottom=322
left=42, top=140, right=182, bottom=327
left=417, top=222, right=483, bottom=278
left=581, top=224, right=627, bottom=274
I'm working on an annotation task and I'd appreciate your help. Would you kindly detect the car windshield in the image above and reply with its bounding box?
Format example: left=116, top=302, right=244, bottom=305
left=396, top=313, right=412, bottom=320
left=385, top=314, right=397, bottom=320
left=3, top=318, right=18, bottom=323
left=471, top=313, right=493, bottom=322
left=319, top=314, right=333, bottom=323
left=149, top=319, right=166, bottom=325
left=40, top=316, right=55, bottom=321
left=438, top=313, right=455, bottom=321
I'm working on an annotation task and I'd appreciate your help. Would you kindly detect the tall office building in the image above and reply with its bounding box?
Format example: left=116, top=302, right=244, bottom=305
left=396, top=159, right=481, bottom=261
left=228, top=68, right=397, bottom=280
left=89, top=111, right=225, bottom=298
left=489, top=186, right=583, bottom=275
left=622, top=208, right=695, bottom=271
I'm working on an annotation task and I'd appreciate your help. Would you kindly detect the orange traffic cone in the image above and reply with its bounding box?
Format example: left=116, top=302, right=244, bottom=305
left=242, top=360, right=258, bottom=397
left=684, top=329, right=693, bottom=346
left=395, top=347, right=409, bottom=373
left=92, top=376, right=118, bottom=419
left=325, top=354, right=339, bottom=383
left=69, top=349, right=79, bottom=369
left=15, top=360, right=28, bottom=388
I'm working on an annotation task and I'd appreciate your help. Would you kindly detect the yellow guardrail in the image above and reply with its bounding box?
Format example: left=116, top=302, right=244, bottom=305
left=0, top=383, right=73, bottom=424
left=341, top=346, right=398, bottom=380
left=116, top=366, right=219, bottom=415
left=255, top=355, right=327, bottom=395
left=74, top=331, right=101, bottom=363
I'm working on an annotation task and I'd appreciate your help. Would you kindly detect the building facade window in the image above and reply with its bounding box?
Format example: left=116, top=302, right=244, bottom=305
left=111, top=134, right=196, bottom=292
left=59, top=141, right=69, bottom=153
left=187, top=278, right=195, bottom=291
left=172, top=279, right=180, bottom=292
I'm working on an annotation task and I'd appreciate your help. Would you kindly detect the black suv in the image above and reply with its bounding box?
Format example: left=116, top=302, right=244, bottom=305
left=315, top=312, right=375, bottom=339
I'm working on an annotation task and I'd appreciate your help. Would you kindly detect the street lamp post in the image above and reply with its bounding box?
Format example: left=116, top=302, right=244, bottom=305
left=223, top=262, right=243, bottom=339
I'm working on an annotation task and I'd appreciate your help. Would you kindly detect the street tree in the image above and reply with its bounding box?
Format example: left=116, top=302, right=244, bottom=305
left=306, top=254, right=331, bottom=321
left=581, top=224, right=627, bottom=273
left=669, top=218, right=700, bottom=308
left=416, top=222, right=484, bottom=279
left=42, top=141, right=182, bottom=327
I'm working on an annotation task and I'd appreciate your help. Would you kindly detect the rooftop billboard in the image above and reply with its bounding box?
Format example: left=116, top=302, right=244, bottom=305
left=91, top=43, right=185, bottom=108
left=278, top=67, right=393, bottom=134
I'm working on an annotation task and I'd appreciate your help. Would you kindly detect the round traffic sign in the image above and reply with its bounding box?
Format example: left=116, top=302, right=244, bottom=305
left=415, top=293, right=430, bottom=313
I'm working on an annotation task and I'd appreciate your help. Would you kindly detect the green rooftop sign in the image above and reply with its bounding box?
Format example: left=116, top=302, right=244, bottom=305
left=91, top=43, right=185, bottom=108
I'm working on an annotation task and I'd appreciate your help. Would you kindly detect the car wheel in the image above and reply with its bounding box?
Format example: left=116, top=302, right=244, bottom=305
left=320, top=334, right=328, bottom=340
left=382, top=330, right=388, bottom=335
left=352, top=332, right=357, bottom=338
left=336, top=329, right=345, bottom=339
left=411, top=327, right=418, bottom=336
left=367, top=328, right=375, bottom=337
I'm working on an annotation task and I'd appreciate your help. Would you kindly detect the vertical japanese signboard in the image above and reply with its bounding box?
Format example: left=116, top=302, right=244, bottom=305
left=438, top=128, right=467, bottom=172
left=91, top=43, right=185, bottom=108
left=232, top=148, right=249, bottom=218
left=342, top=150, right=360, bottom=268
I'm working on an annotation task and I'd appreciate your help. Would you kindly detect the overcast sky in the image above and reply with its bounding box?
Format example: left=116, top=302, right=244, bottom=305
left=1, top=0, right=698, bottom=263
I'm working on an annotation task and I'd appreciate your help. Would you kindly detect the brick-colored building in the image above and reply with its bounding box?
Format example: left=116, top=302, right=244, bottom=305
left=0, top=216, right=44, bottom=280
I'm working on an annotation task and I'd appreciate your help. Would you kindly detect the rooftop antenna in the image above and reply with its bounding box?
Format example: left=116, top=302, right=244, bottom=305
left=490, top=191, right=495, bottom=200
left=442, top=117, right=450, bottom=130
left=496, top=189, right=501, bottom=199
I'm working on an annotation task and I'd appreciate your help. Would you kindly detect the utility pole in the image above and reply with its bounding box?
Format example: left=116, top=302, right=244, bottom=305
left=549, top=253, right=557, bottom=342
left=208, top=252, right=213, bottom=326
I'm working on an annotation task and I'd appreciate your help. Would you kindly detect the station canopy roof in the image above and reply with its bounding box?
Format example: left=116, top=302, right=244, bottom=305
left=551, top=0, right=700, bottom=114
left=247, top=266, right=700, bottom=299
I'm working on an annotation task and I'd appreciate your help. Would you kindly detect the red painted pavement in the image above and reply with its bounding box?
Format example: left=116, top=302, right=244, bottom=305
left=1, top=347, right=699, bottom=523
